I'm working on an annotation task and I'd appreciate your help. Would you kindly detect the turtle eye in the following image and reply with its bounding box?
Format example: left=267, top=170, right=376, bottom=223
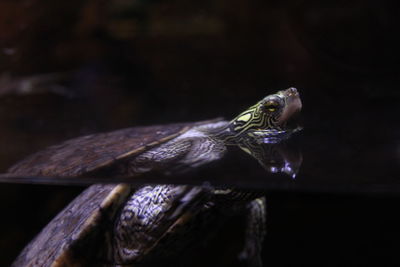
left=264, top=100, right=280, bottom=113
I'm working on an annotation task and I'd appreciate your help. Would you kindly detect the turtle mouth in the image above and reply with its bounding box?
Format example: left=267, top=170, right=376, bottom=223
left=277, top=87, right=302, bottom=127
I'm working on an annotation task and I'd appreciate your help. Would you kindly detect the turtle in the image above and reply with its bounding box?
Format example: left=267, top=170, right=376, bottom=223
left=8, top=87, right=302, bottom=267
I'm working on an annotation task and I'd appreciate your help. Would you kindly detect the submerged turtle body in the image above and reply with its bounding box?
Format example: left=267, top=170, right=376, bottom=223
left=9, top=88, right=302, bottom=267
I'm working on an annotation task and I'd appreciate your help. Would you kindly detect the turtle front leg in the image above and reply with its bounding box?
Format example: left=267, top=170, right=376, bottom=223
left=239, top=197, right=267, bottom=267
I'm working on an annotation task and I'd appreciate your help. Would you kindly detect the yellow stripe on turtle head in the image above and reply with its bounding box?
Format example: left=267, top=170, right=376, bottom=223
left=236, top=113, right=252, bottom=123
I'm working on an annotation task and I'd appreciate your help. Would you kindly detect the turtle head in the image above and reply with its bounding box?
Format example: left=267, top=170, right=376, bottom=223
left=229, top=87, right=302, bottom=138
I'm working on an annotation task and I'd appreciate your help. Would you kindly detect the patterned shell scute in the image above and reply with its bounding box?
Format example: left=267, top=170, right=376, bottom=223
left=11, top=184, right=132, bottom=267
left=8, top=123, right=194, bottom=177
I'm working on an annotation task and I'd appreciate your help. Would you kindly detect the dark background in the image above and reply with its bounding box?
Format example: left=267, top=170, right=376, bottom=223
left=0, top=0, right=399, bottom=266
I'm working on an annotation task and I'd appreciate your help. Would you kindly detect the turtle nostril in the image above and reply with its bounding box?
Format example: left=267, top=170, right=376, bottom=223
left=287, top=87, right=298, bottom=96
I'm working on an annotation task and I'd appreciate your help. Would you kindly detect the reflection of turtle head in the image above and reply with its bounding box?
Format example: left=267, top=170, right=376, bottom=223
left=236, top=138, right=303, bottom=179
left=217, top=87, right=302, bottom=142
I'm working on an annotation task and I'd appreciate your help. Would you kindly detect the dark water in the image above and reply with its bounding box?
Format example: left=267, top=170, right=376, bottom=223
left=0, top=0, right=399, bottom=266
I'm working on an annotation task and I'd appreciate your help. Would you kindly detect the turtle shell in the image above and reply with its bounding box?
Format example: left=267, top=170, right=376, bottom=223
left=9, top=119, right=223, bottom=267
left=9, top=122, right=202, bottom=177
left=12, top=184, right=131, bottom=267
